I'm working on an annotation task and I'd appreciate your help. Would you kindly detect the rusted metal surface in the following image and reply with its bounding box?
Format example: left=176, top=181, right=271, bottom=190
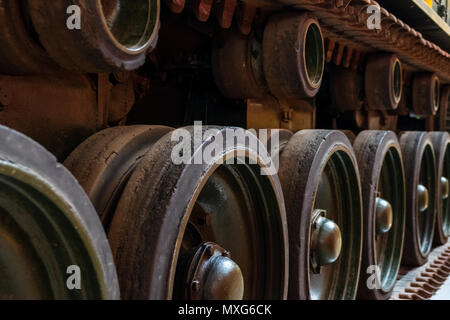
left=212, top=30, right=267, bottom=99
left=166, top=0, right=258, bottom=34
left=436, top=86, right=450, bottom=131
left=365, top=53, right=403, bottom=111
left=247, top=98, right=316, bottom=132
left=271, top=1, right=450, bottom=82
left=0, top=0, right=161, bottom=74
left=391, top=239, right=450, bottom=300
left=0, top=0, right=60, bottom=75
left=377, top=0, right=450, bottom=52
left=21, top=0, right=160, bottom=73
left=263, top=12, right=325, bottom=99
left=0, top=74, right=101, bottom=160
left=330, top=65, right=364, bottom=111
left=106, top=72, right=136, bottom=124
left=0, top=71, right=139, bottom=160
left=214, top=11, right=325, bottom=100
left=429, top=132, right=450, bottom=246
left=413, top=73, right=441, bottom=116
left=399, top=132, right=437, bottom=267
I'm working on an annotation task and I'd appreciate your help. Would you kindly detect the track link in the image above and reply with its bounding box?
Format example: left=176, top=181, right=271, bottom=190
left=391, top=240, right=450, bottom=300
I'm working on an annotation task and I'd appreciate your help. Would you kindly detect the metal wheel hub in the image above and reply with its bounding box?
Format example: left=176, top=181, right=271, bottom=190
left=417, top=184, right=429, bottom=212
left=311, top=210, right=342, bottom=270
left=441, top=177, right=449, bottom=200
left=375, top=197, right=393, bottom=234
left=179, top=242, right=244, bottom=300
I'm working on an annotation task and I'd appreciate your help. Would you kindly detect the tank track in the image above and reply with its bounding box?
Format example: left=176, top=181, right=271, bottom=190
left=391, top=240, right=450, bottom=300
left=165, top=0, right=450, bottom=81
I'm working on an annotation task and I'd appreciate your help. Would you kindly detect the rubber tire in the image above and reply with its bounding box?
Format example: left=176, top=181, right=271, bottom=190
left=28, top=0, right=160, bottom=73
left=278, top=130, right=363, bottom=300
left=263, top=12, right=324, bottom=99
left=412, top=73, right=440, bottom=116
left=429, top=131, right=450, bottom=245
left=365, top=53, right=402, bottom=111
left=107, top=126, right=289, bottom=299
left=436, top=86, right=449, bottom=131
left=0, top=124, right=119, bottom=299
left=399, top=132, right=437, bottom=267
left=354, top=130, right=406, bottom=300
left=64, top=125, right=173, bottom=229
left=331, top=66, right=364, bottom=112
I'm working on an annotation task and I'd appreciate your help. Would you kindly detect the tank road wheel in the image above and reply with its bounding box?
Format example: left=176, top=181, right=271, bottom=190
left=0, top=125, right=119, bottom=299
left=400, top=132, right=437, bottom=266
left=28, top=0, right=160, bottom=72
left=263, top=12, right=325, bottom=99
left=354, top=131, right=406, bottom=300
left=412, top=73, right=440, bottom=116
left=365, top=54, right=403, bottom=111
left=212, top=30, right=267, bottom=99
left=278, top=130, right=363, bottom=300
left=64, top=125, right=173, bottom=230
left=436, top=86, right=450, bottom=131
left=330, top=66, right=364, bottom=112
left=107, top=126, right=288, bottom=299
left=429, top=132, right=450, bottom=245
left=0, top=0, right=60, bottom=74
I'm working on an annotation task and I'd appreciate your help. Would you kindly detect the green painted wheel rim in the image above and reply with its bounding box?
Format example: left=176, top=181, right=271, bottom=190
left=175, top=161, right=287, bottom=299
left=442, top=145, right=450, bottom=237
left=417, top=145, right=436, bottom=256
left=0, top=161, right=108, bottom=299
left=309, top=150, right=361, bottom=300
left=375, top=147, right=405, bottom=293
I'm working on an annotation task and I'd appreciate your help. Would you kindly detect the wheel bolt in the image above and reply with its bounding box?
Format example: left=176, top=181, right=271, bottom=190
left=312, top=215, right=342, bottom=266
left=417, top=184, right=429, bottom=212
left=441, top=177, right=449, bottom=200
left=375, top=197, right=393, bottom=234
